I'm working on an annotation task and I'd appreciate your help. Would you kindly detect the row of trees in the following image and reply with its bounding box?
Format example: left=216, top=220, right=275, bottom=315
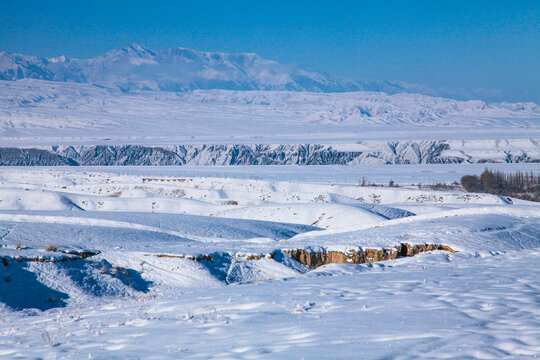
left=461, top=169, right=540, bottom=201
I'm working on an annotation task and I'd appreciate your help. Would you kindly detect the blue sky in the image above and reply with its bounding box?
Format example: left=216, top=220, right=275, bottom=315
left=0, top=0, right=538, bottom=102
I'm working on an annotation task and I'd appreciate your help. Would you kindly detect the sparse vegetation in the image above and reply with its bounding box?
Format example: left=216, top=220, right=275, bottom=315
left=45, top=244, right=58, bottom=252
left=41, top=330, right=56, bottom=347
left=461, top=169, right=540, bottom=201
left=360, top=177, right=368, bottom=186
left=461, top=175, right=484, bottom=192
left=108, top=191, right=123, bottom=198
left=426, top=181, right=461, bottom=191
left=171, top=189, right=187, bottom=197
left=358, top=177, right=393, bottom=187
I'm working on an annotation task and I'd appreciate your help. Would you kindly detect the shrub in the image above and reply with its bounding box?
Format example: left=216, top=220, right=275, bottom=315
left=45, top=244, right=58, bottom=252
left=461, top=175, right=483, bottom=192
left=428, top=183, right=459, bottom=191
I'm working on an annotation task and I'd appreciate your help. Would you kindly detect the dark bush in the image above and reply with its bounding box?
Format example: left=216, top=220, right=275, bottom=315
left=461, top=175, right=483, bottom=192
left=428, top=182, right=460, bottom=191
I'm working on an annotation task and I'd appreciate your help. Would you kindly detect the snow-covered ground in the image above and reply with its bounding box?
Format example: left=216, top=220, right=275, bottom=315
left=0, top=167, right=539, bottom=358
left=10, top=162, right=535, bottom=185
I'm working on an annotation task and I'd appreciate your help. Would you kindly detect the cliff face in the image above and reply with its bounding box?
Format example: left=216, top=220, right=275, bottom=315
left=283, top=243, right=457, bottom=268
left=1, top=141, right=538, bottom=166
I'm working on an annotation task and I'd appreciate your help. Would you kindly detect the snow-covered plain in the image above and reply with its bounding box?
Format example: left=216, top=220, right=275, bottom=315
left=0, top=167, right=539, bottom=359
left=14, top=163, right=537, bottom=185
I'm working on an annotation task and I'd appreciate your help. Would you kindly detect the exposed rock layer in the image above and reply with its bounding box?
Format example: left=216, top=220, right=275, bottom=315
left=283, top=243, right=457, bottom=268
left=147, top=243, right=457, bottom=269
left=1, top=142, right=538, bottom=166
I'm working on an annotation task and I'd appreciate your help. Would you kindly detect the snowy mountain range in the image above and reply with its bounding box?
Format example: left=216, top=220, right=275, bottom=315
left=0, top=44, right=508, bottom=99
left=1, top=44, right=539, bottom=150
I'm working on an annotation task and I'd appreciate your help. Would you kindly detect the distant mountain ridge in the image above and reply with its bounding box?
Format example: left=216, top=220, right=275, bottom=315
left=0, top=44, right=504, bottom=100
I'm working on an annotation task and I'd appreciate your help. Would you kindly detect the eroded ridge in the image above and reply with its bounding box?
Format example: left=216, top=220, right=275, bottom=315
left=282, top=243, right=457, bottom=268
left=0, top=250, right=100, bottom=265
left=147, top=243, right=457, bottom=269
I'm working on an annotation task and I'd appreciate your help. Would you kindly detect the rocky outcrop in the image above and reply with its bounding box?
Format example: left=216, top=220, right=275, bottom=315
left=1, top=141, right=537, bottom=166
left=0, top=147, right=77, bottom=166
left=283, top=243, right=457, bottom=268
left=146, top=243, right=457, bottom=270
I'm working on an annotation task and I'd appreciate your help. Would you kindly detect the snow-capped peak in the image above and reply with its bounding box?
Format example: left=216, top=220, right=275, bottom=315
left=49, top=55, right=68, bottom=63
left=0, top=45, right=530, bottom=102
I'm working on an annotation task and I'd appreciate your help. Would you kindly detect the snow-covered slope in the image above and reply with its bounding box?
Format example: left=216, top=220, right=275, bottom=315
left=1, top=167, right=539, bottom=358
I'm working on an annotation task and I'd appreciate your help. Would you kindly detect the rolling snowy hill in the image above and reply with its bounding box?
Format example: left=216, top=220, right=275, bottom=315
left=1, top=79, right=539, bottom=147
left=1, top=167, right=539, bottom=358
